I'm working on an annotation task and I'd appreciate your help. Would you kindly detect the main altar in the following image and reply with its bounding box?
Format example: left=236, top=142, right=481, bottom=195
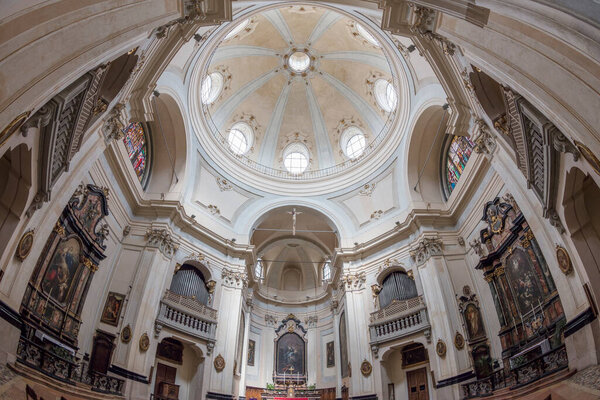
left=261, top=315, right=319, bottom=400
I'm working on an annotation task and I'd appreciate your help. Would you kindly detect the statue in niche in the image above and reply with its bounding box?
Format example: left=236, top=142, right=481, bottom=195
left=505, top=248, right=544, bottom=314
left=41, top=237, right=81, bottom=303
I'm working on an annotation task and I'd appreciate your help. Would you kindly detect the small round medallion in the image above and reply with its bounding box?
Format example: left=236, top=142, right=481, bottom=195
left=139, top=332, right=150, bottom=352
left=436, top=339, right=447, bottom=358
left=214, top=354, right=225, bottom=372
left=360, top=360, right=372, bottom=377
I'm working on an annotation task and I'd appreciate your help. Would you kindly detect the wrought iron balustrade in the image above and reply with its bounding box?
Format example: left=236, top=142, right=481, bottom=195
left=460, top=345, right=568, bottom=399
left=369, top=296, right=430, bottom=345
left=16, top=336, right=124, bottom=396
left=155, top=290, right=218, bottom=343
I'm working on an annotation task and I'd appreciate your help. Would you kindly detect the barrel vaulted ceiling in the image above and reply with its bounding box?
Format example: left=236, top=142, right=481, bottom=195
left=203, top=5, right=395, bottom=171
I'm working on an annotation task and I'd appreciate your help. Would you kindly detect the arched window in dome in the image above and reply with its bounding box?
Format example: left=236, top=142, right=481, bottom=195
left=444, top=135, right=475, bottom=196
left=254, top=258, right=264, bottom=281
left=169, top=264, right=210, bottom=305
left=224, top=18, right=249, bottom=40
left=379, top=271, right=418, bottom=309
left=227, top=122, right=253, bottom=155
left=356, top=23, right=380, bottom=47
left=201, top=72, right=224, bottom=104
left=122, top=122, right=149, bottom=184
left=341, top=126, right=366, bottom=159
left=322, top=261, right=331, bottom=284
left=374, top=79, right=397, bottom=112
left=283, top=142, right=310, bottom=175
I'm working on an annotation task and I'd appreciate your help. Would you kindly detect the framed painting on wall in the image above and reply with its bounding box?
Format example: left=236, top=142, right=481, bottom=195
left=326, top=341, right=335, bottom=367
left=247, top=339, right=255, bottom=366
left=100, top=292, right=125, bottom=326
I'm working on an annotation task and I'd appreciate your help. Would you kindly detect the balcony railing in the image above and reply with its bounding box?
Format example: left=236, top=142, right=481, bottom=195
left=369, top=296, right=430, bottom=345
left=155, top=290, right=218, bottom=343
left=460, top=345, right=568, bottom=399
left=16, top=336, right=124, bottom=396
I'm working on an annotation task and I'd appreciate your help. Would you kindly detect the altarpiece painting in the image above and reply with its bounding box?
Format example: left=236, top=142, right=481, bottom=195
left=273, top=314, right=307, bottom=383
left=20, top=184, right=110, bottom=347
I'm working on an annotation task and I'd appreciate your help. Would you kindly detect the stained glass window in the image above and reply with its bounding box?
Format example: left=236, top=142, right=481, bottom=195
left=446, top=135, right=474, bottom=194
left=122, top=122, right=148, bottom=183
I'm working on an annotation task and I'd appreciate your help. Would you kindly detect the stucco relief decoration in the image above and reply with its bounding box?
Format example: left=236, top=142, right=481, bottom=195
left=358, top=182, right=376, bottom=197
left=365, top=71, right=387, bottom=110
left=230, top=112, right=261, bottom=153
left=223, top=17, right=258, bottom=41
left=207, top=204, right=220, bottom=215
left=341, top=272, right=366, bottom=291
left=469, top=237, right=485, bottom=258
left=221, top=268, right=247, bottom=288
left=288, top=4, right=317, bottom=14
left=370, top=210, right=383, bottom=220
left=334, top=117, right=368, bottom=156
left=216, top=176, right=233, bottom=191
left=472, top=119, right=497, bottom=156
left=265, top=314, right=278, bottom=327
left=279, top=131, right=313, bottom=154
left=304, top=315, right=318, bottom=328
left=145, top=228, right=179, bottom=257
left=101, top=103, right=127, bottom=141
left=410, top=237, right=443, bottom=265
left=207, top=65, right=232, bottom=102
left=214, top=354, right=225, bottom=372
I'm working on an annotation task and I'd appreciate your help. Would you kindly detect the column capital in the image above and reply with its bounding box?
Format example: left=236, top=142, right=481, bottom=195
left=410, top=236, right=443, bottom=265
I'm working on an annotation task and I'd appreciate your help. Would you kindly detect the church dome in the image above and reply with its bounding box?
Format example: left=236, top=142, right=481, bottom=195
left=191, top=4, right=409, bottom=194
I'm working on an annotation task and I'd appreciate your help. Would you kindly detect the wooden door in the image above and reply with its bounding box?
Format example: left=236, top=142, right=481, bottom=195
left=154, top=363, right=177, bottom=396
left=90, top=331, right=115, bottom=374
left=406, top=367, right=429, bottom=400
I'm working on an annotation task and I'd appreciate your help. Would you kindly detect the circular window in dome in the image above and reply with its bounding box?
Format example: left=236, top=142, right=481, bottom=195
left=341, top=126, right=366, bottom=159
left=288, top=52, right=311, bottom=73
left=356, top=23, right=379, bottom=47
left=283, top=143, right=310, bottom=174
left=201, top=72, right=224, bottom=105
left=224, top=18, right=250, bottom=40
left=227, top=122, right=253, bottom=155
left=374, top=79, right=398, bottom=112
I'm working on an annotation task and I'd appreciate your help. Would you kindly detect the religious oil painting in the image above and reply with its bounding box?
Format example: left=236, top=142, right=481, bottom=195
left=464, top=303, right=485, bottom=341
left=276, top=332, right=305, bottom=376
left=472, top=344, right=493, bottom=379
left=41, top=237, right=81, bottom=304
left=100, top=292, right=125, bottom=326
left=326, top=341, right=335, bottom=367
left=505, top=248, right=544, bottom=315
left=247, top=339, right=256, bottom=366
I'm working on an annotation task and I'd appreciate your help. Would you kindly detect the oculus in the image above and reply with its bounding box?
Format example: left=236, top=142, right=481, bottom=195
left=201, top=72, right=224, bottom=105
left=288, top=51, right=311, bottom=73
left=374, top=79, right=397, bottom=112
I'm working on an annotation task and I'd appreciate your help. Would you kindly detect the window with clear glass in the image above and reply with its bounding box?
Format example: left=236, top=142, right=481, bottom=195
left=322, top=261, right=331, bottom=283
left=341, top=126, right=366, bottom=159
left=224, top=18, right=249, bottom=40
left=445, top=135, right=475, bottom=195
left=201, top=72, right=224, bottom=104
left=356, top=23, right=379, bottom=47
left=122, top=122, right=148, bottom=183
left=227, top=122, right=253, bottom=155
left=374, top=79, right=397, bottom=112
left=283, top=143, right=309, bottom=174
left=254, top=258, right=263, bottom=281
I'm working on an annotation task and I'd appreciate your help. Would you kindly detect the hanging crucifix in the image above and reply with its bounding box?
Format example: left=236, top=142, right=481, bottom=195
left=287, top=208, right=302, bottom=236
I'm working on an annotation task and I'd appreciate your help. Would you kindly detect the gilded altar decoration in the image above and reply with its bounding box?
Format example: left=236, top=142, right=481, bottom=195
left=121, top=325, right=132, bottom=343
left=101, top=292, right=125, bottom=326
left=0, top=111, right=30, bottom=146
left=139, top=332, right=150, bottom=351
left=214, top=354, right=225, bottom=372
left=575, top=140, right=600, bottom=176
left=20, top=184, right=109, bottom=347
left=556, top=245, right=573, bottom=275
left=454, top=332, right=465, bottom=350
left=360, top=360, right=372, bottom=377
left=15, top=230, right=34, bottom=261
left=436, top=339, right=447, bottom=358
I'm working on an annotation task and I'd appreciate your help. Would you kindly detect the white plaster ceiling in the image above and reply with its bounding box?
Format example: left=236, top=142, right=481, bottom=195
left=204, top=5, right=395, bottom=172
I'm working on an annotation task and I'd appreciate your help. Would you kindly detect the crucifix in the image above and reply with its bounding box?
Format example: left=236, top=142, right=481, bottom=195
left=287, top=208, right=302, bottom=236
